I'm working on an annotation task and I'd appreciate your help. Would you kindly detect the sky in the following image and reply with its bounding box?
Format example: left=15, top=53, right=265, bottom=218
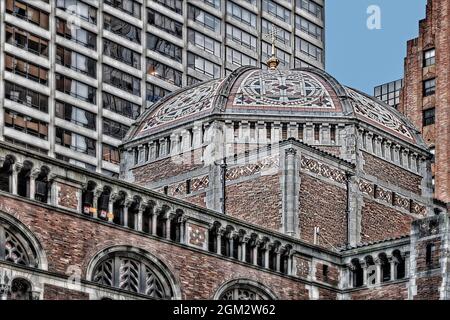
left=325, top=0, right=427, bottom=94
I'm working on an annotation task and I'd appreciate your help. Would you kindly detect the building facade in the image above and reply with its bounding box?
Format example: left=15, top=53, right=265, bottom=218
left=0, top=0, right=325, bottom=178
left=374, top=79, right=403, bottom=109
left=399, top=0, right=449, bottom=203
left=0, top=65, right=448, bottom=300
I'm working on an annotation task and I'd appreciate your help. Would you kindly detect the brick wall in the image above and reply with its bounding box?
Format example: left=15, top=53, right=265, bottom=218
left=361, top=200, right=412, bottom=242
left=0, top=194, right=317, bottom=300
left=225, top=174, right=282, bottom=232
left=299, top=173, right=347, bottom=248
left=43, top=284, right=89, bottom=300
left=56, top=182, right=79, bottom=211
left=349, top=283, right=408, bottom=300
left=415, top=276, right=441, bottom=300
left=362, top=152, right=422, bottom=195
left=315, top=263, right=339, bottom=286
left=132, top=149, right=204, bottom=186
left=399, top=0, right=450, bottom=202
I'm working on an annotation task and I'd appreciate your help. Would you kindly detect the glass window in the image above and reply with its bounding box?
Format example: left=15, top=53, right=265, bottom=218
left=103, top=65, right=141, bottom=96
left=5, top=24, right=48, bottom=57
left=204, top=0, right=220, bottom=8
left=148, top=9, right=183, bottom=38
left=56, top=154, right=96, bottom=171
left=423, top=78, right=436, bottom=97
left=424, top=48, right=436, bottom=67
left=56, top=45, right=96, bottom=78
left=103, top=92, right=140, bottom=119
left=261, top=42, right=290, bottom=68
left=55, top=127, right=96, bottom=156
left=147, top=58, right=182, bottom=87
left=226, top=24, right=256, bottom=50
left=147, top=34, right=182, bottom=63
left=104, top=0, right=141, bottom=18
left=188, top=5, right=221, bottom=32
left=226, top=47, right=257, bottom=67
left=4, top=81, right=48, bottom=112
left=262, top=0, right=290, bottom=23
left=146, top=83, right=169, bottom=103
left=188, top=29, right=221, bottom=57
left=6, top=0, right=49, bottom=29
left=104, top=13, right=141, bottom=43
left=297, top=0, right=323, bottom=20
left=154, top=0, right=182, bottom=14
left=227, top=2, right=256, bottom=26
left=102, top=144, right=120, bottom=164
left=56, top=18, right=96, bottom=49
left=55, top=101, right=96, bottom=129
left=296, top=37, right=323, bottom=63
left=55, top=74, right=96, bottom=104
left=56, top=0, right=97, bottom=24
left=296, top=15, right=323, bottom=41
left=262, top=20, right=290, bottom=46
left=103, top=118, right=130, bottom=140
left=4, top=109, right=48, bottom=140
left=103, top=39, right=140, bottom=69
left=423, top=108, right=435, bottom=126
left=5, top=54, right=48, bottom=85
left=187, top=53, right=221, bottom=78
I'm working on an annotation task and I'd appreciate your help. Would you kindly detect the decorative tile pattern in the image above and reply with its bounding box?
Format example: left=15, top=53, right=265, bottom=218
left=411, top=201, right=427, bottom=216
left=374, top=186, right=392, bottom=204
left=393, top=193, right=410, bottom=211
left=234, top=70, right=335, bottom=108
left=345, top=88, right=414, bottom=141
left=225, top=156, right=280, bottom=181
left=187, top=223, right=207, bottom=248
left=191, top=175, right=209, bottom=192
left=359, top=180, right=374, bottom=196
left=300, top=156, right=347, bottom=184
left=139, top=79, right=223, bottom=133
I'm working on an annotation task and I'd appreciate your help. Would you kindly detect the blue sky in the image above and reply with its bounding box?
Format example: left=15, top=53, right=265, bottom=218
left=325, top=0, right=427, bottom=94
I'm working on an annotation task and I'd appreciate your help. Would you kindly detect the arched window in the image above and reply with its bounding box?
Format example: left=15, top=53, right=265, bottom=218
left=0, top=221, right=38, bottom=267
left=8, top=278, right=32, bottom=300
left=215, top=280, right=276, bottom=300
left=91, top=251, right=175, bottom=299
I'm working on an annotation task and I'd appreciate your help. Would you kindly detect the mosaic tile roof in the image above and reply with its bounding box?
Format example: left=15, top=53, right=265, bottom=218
left=128, top=68, right=420, bottom=145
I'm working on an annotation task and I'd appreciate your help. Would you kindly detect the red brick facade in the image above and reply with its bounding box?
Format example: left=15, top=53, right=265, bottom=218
left=400, top=0, right=450, bottom=202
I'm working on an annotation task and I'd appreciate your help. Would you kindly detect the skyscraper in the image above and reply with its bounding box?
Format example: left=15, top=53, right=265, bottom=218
left=374, top=79, right=403, bottom=109
left=0, top=0, right=325, bottom=176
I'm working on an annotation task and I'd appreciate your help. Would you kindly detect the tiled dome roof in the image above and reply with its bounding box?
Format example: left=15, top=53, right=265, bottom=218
left=126, top=67, right=422, bottom=146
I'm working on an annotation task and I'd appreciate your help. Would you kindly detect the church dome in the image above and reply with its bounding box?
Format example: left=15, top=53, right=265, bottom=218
left=125, top=67, right=423, bottom=146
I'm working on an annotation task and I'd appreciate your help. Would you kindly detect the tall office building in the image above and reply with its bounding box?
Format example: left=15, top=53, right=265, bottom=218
left=0, top=0, right=325, bottom=176
left=374, top=79, right=403, bottom=109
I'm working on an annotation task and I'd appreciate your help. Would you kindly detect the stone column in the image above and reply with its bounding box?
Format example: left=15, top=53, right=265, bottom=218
left=137, top=204, right=144, bottom=231
left=264, top=248, right=269, bottom=269
left=108, top=193, right=116, bottom=223
left=257, top=121, right=267, bottom=146
left=284, top=148, right=298, bottom=236
left=389, top=257, right=396, bottom=281
left=253, top=245, right=259, bottom=267
left=275, top=250, right=281, bottom=272
left=151, top=212, right=158, bottom=235
left=11, top=163, right=22, bottom=195
left=320, top=123, right=331, bottom=144
left=165, top=213, right=172, bottom=240
left=216, top=230, right=222, bottom=255
left=375, top=259, right=382, bottom=284
left=123, top=198, right=133, bottom=227
left=228, top=235, right=234, bottom=258
left=361, top=261, right=368, bottom=286
left=288, top=122, right=298, bottom=140
left=365, top=132, right=374, bottom=153
left=159, top=138, right=168, bottom=156
left=29, top=169, right=40, bottom=200
left=287, top=255, right=293, bottom=275
left=240, top=238, right=247, bottom=262
left=374, top=136, right=383, bottom=156
left=92, top=189, right=100, bottom=219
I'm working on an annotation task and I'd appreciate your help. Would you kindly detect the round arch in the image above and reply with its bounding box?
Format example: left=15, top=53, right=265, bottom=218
left=0, top=211, right=48, bottom=270
left=86, top=245, right=181, bottom=300
left=213, top=279, right=278, bottom=300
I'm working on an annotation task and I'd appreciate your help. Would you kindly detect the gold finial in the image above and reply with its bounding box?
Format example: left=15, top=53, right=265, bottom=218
left=264, top=24, right=280, bottom=70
